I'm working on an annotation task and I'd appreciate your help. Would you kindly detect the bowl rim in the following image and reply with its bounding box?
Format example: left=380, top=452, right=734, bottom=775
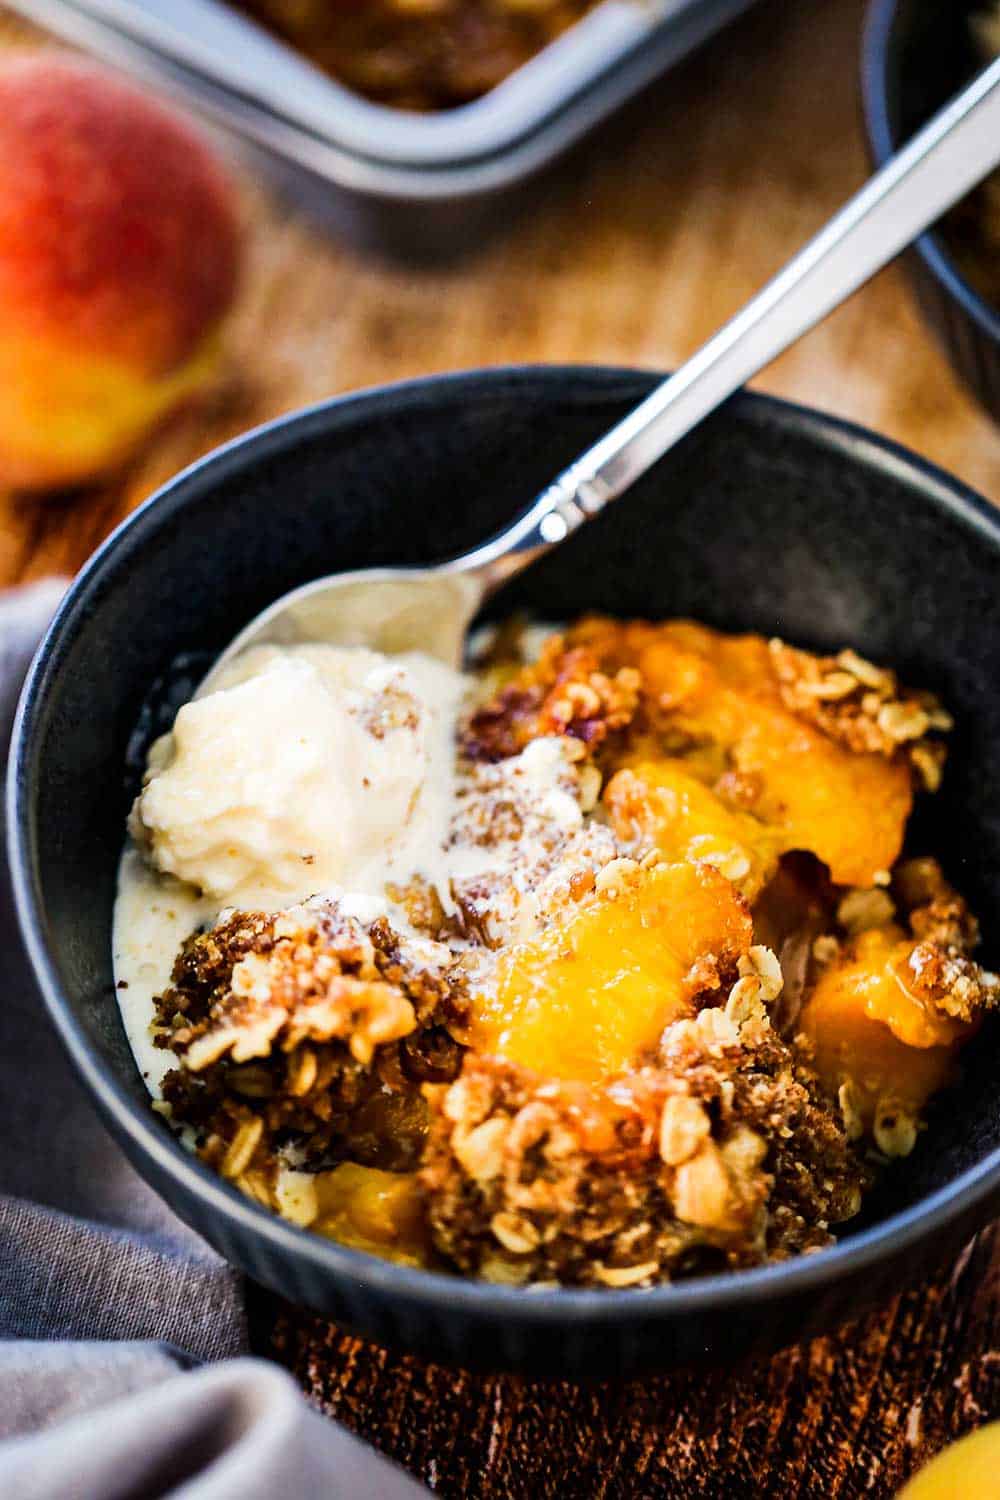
left=861, top=0, right=1000, bottom=348
left=9, top=362, right=1000, bottom=1329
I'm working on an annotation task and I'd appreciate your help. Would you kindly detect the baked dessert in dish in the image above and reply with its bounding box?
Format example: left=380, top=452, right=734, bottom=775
left=236, top=0, right=603, bottom=111
left=114, top=617, right=997, bottom=1288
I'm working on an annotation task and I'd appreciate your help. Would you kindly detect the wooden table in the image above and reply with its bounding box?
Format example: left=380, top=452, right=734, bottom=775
left=3, top=0, right=999, bottom=1493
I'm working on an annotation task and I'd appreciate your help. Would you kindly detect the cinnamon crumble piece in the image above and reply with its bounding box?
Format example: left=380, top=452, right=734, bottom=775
left=892, top=858, right=1000, bottom=1024
left=904, top=944, right=1000, bottom=1025
left=157, top=908, right=467, bottom=1177
left=463, top=636, right=640, bottom=763
left=768, top=639, right=951, bottom=788
left=894, top=856, right=981, bottom=950
left=422, top=996, right=865, bottom=1286
left=446, top=742, right=619, bottom=947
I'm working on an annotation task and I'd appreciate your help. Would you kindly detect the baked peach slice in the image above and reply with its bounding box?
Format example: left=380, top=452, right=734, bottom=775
left=798, top=926, right=969, bottom=1155
left=634, top=624, right=914, bottom=888
left=277, top=1162, right=430, bottom=1267
left=604, top=759, right=783, bottom=901
left=469, top=860, right=752, bottom=1083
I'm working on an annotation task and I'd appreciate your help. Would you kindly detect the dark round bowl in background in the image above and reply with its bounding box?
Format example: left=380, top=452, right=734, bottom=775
left=9, top=366, right=1000, bottom=1378
left=863, top=0, right=1000, bottom=421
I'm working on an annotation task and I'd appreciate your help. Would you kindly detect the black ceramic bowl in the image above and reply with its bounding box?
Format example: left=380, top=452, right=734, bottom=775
left=863, top=0, right=1000, bottom=420
left=10, top=367, right=1000, bottom=1378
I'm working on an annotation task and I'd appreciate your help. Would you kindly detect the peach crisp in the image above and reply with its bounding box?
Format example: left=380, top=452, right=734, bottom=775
left=115, top=618, right=997, bottom=1288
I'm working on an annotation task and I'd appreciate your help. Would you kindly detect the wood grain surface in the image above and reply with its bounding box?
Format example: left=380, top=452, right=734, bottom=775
left=4, top=0, right=1000, bottom=1494
left=268, top=1222, right=1000, bottom=1497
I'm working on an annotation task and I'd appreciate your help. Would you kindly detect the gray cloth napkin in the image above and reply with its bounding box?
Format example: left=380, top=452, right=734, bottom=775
left=0, top=582, right=426, bottom=1499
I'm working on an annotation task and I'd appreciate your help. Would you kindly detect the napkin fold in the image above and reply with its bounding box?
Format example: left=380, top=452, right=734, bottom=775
left=0, top=581, right=425, bottom=1499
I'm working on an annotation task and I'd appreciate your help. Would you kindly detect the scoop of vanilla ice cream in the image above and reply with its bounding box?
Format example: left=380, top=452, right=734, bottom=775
left=130, top=643, right=464, bottom=910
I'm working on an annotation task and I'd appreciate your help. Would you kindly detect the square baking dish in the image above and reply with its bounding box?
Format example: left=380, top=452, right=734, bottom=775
left=13, top=0, right=758, bottom=254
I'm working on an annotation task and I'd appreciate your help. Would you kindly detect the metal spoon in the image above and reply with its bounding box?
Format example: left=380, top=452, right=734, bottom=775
left=203, top=57, right=1000, bottom=686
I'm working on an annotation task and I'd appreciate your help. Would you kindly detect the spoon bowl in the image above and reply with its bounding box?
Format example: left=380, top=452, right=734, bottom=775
left=200, top=569, right=482, bottom=688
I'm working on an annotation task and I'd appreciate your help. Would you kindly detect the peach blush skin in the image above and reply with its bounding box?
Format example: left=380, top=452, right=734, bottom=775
left=0, top=57, right=240, bottom=489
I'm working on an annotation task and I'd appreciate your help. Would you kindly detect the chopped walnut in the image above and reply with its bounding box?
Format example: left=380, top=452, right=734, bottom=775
left=659, top=1094, right=711, bottom=1166
left=738, top=945, right=784, bottom=1003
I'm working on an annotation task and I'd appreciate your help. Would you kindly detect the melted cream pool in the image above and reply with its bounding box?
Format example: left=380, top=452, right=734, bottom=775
left=113, top=847, right=209, bottom=1093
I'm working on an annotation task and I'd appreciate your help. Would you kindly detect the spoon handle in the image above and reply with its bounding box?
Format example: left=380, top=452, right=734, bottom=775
left=490, top=55, right=1000, bottom=564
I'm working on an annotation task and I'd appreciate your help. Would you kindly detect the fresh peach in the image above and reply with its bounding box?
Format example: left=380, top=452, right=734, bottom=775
left=0, top=56, right=241, bottom=490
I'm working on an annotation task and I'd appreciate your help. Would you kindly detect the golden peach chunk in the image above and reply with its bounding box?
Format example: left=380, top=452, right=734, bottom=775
left=470, top=861, right=752, bottom=1083
left=311, top=1163, right=430, bottom=1267
left=799, top=927, right=968, bottom=1143
left=634, top=625, right=914, bottom=888
left=604, top=759, right=782, bottom=900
